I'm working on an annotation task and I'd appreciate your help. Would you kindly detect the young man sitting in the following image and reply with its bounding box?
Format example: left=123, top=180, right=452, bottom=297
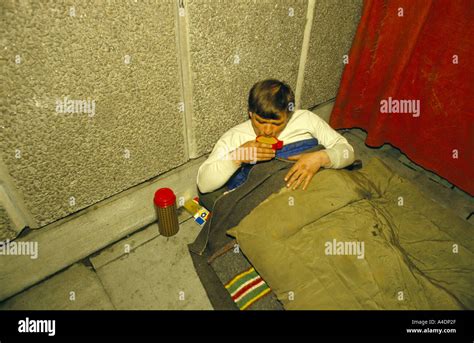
left=197, top=79, right=355, bottom=194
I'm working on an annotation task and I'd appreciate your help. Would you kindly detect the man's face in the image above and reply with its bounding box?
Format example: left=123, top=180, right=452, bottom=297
left=249, top=111, right=289, bottom=138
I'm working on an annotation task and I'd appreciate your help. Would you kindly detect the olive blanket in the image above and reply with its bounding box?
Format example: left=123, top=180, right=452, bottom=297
left=227, top=157, right=473, bottom=309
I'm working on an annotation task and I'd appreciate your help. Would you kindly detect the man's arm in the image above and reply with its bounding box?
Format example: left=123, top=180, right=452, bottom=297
left=197, top=132, right=276, bottom=193
left=308, top=111, right=355, bottom=169
left=196, top=134, right=242, bottom=193
left=284, top=112, right=356, bottom=191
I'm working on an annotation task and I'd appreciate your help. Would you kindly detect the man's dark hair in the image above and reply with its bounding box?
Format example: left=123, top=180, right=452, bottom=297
left=248, top=79, right=295, bottom=120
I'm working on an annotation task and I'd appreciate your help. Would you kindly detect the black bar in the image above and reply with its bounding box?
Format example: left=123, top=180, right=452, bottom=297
left=0, top=310, right=472, bottom=338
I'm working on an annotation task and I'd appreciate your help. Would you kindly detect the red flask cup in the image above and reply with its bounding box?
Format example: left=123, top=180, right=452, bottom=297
left=154, top=188, right=179, bottom=237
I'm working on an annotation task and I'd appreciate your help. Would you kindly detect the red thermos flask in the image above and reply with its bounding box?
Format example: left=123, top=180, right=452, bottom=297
left=154, top=188, right=179, bottom=237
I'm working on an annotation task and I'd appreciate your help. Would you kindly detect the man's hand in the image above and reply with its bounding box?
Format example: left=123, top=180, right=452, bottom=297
left=230, top=140, right=275, bottom=165
left=284, top=150, right=331, bottom=190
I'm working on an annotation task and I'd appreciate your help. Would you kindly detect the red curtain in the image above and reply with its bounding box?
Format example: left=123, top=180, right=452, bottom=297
left=330, top=0, right=474, bottom=195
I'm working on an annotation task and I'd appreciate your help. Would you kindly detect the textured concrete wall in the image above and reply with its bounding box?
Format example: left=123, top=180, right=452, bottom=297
left=300, top=0, right=363, bottom=108
left=1, top=0, right=186, bottom=228
left=186, top=0, right=307, bottom=156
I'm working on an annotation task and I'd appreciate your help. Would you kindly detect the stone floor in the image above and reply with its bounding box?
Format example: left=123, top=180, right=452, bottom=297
left=1, top=127, right=471, bottom=310
left=0, top=217, right=213, bottom=310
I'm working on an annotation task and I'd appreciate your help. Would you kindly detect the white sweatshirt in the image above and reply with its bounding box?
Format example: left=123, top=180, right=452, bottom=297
left=196, top=109, right=355, bottom=193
